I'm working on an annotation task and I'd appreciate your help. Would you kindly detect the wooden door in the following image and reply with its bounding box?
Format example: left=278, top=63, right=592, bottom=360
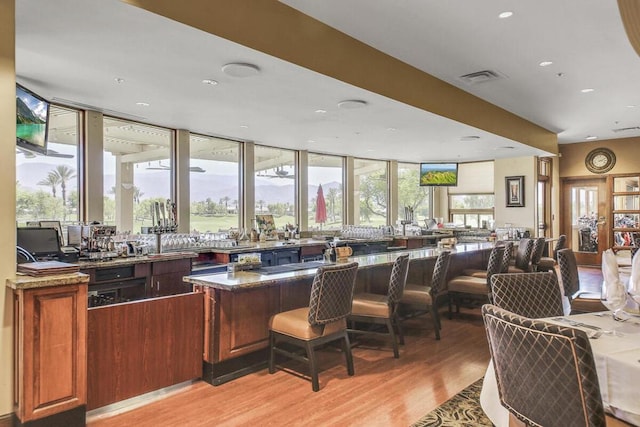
left=562, top=178, right=609, bottom=265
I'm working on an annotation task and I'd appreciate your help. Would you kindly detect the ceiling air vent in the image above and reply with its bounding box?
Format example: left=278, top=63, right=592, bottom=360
left=457, top=70, right=507, bottom=85
left=612, top=126, right=640, bottom=133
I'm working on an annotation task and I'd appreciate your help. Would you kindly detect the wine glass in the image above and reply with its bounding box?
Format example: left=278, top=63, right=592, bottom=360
left=600, top=280, right=627, bottom=321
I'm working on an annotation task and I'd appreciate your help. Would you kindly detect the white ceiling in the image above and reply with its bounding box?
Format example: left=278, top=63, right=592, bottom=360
left=15, top=0, right=640, bottom=164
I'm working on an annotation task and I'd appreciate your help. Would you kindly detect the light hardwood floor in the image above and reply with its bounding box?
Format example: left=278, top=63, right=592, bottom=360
left=87, top=308, right=491, bottom=427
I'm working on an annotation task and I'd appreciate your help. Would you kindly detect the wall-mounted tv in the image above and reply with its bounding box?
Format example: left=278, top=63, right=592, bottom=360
left=16, top=83, right=50, bottom=155
left=419, top=162, right=458, bottom=186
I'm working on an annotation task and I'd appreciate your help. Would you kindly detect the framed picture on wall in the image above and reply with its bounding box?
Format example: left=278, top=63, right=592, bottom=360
left=505, top=176, right=525, bottom=207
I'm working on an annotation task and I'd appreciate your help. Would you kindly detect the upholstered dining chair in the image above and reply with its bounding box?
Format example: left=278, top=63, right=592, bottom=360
left=399, top=251, right=451, bottom=340
left=268, top=261, right=359, bottom=392
left=482, top=304, right=606, bottom=427
left=490, top=272, right=564, bottom=318
left=447, top=245, right=504, bottom=318
left=557, top=248, right=606, bottom=314
left=537, top=234, right=567, bottom=272
left=348, top=254, right=410, bottom=358
left=463, top=241, right=514, bottom=278
left=507, top=238, right=535, bottom=273
left=529, top=237, right=547, bottom=272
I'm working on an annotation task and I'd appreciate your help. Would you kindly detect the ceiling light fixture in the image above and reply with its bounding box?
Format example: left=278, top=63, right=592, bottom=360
left=114, top=77, right=125, bottom=84
left=539, top=61, right=553, bottom=67
left=239, top=125, right=249, bottom=129
left=585, top=136, right=598, bottom=140
left=136, top=102, right=150, bottom=107
left=627, top=105, right=637, bottom=108
left=338, top=99, right=368, bottom=109
left=222, top=62, right=260, bottom=78
left=386, top=127, right=397, bottom=131
left=315, top=109, right=327, bottom=114
left=202, top=79, right=218, bottom=85
left=498, top=11, right=513, bottom=19
left=581, top=88, right=595, bottom=93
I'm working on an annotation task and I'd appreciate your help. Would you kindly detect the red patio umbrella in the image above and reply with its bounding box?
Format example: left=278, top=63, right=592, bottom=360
left=315, top=184, right=327, bottom=227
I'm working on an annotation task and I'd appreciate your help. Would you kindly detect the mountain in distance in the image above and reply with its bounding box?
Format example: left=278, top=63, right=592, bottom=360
left=16, top=96, right=44, bottom=124
left=17, top=162, right=342, bottom=205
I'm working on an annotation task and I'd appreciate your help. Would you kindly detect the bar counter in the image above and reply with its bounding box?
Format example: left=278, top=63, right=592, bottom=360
left=184, top=242, right=494, bottom=385
left=184, top=242, right=494, bottom=291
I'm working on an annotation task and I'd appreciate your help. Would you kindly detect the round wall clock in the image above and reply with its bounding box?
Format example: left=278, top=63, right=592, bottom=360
left=585, top=148, right=616, bottom=174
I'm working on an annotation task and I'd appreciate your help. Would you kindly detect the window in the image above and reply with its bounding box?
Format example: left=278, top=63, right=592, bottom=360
left=189, top=134, right=240, bottom=232
left=308, top=153, right=343, bottom=231
left=254, top=145, right=296, bottom=229
left=103, top=117, right=173, bottom=233
left=398, top=163, right=431, bottom=225
left=16, top=105, right=81, bottom=242
left=537, top=157, right=552, bottom=237
left=354, top=158, right=387, bottom=226
left=612, top=175, right=640, bottom=251
left=449, top=194, right=495, bottom=228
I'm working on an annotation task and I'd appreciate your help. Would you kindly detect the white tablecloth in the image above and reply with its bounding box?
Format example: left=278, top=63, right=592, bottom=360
left=480, top=312, right=640, bottom=426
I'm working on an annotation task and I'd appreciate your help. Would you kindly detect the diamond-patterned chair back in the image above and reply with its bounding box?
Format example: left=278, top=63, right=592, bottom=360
left=308, top=262, right=359, bottom=325
left=482, top=304, right=605, bottom=427
left=553, top=235, right=567, bottom=260
left=387, top=254, right=410, bottom=305
left=499, top=241, right=514, bottom=273
left=485, top=246, right=505, bottom=286
left=514, top=238, right=534, bottom=271
left=430, top=251, right=451, bottom=296
left=491, top=272, right=564, bottom=318
left=530, top=237, right=547, bottom=269
left=557, top=248, right=580, bottom=299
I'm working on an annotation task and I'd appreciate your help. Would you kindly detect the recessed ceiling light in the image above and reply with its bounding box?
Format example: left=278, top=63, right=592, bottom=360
left=136, top=102, right=150, bottom=107
left=627, top=105, right=637, bottom=108
left=307, top=139, right=316, bottom=143
left=386, top=127, right=397, bottom=131
left=539, top=61, right=553, bottom=67
left=114, top=77, right=125, bottom=84
left=338, top=99, right=368, bottom=109
left=202, top=79, right=218, bottom=85
left=585, top=136, right=598, bottom=140
left=581, top=88, right=595, bottom=93
left=315, top=109, right=327, bottom=114
left=222, top=62, right=260, bottom=78
left=498, top=11, right=513, bottom=19
left=239, top=125, right=249, bottom=129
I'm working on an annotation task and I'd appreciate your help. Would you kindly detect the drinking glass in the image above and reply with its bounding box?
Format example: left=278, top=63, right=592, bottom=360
left=600, top=280, right=627, bottom=321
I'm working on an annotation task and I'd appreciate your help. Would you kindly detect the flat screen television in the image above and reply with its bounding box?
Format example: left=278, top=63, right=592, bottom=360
left=17, top=227, right=61, bottom=260
left=16, top=83, right=50, bottom=155
left=419, top=162, right=458, bottom=186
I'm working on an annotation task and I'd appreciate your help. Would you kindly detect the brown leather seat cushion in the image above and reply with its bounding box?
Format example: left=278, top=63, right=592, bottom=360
left=270, top=307, right=346, bottom=340
left=351, top=292, right=390, bottom=317
left=537, top=257, right=555, bottom=270
left=400, top=284, right=433, bottom=305
left=448, top=276, right=487, bottom=295
left=462, top=268, right=488, bottom=279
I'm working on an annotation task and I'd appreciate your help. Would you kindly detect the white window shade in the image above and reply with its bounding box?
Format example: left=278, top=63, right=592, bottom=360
left=448, top=161, right=494, bottom=194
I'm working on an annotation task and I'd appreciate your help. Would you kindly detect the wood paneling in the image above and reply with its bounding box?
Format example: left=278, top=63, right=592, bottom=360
left=14, top=284, right=87, bottom=423
left=86, top=307, right=491, bottom=427
left=87, top=293, right=203, bottom=410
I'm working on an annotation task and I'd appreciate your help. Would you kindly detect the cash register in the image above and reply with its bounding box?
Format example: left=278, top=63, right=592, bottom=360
left=16, top=226, right=79, bottom=263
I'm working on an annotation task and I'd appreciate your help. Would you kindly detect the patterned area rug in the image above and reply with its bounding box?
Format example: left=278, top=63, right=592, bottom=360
left=411, top=379, right=493, bottom=427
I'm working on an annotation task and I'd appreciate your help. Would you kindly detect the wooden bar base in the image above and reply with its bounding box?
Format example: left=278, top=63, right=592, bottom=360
left=202, top=350, right=268, bottom=386
left=11, top=405, right=85, bottom=427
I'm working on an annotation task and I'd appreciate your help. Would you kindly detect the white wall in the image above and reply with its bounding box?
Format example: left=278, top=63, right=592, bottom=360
left=0, top=0, right=15, bottom=415
left=494, top=156, right=537, bottom=230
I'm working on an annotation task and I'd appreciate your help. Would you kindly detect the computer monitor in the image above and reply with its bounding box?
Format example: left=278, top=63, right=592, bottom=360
left=17, top=227, right=61, bottom=260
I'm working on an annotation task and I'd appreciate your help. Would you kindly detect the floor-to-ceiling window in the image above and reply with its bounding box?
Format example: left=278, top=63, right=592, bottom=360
left=103, top=117, right=173, bottom=233
left=189, top=134, right=240, bottom=232
left=16, top=104, right=81, bottom=243
left=308, top=153, right=343, bottom=231
left=354, top=158, right=388, bottom=226
left=253, top=145, right=296, bottom=230
left=398, top=162, right=431, bottom=226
